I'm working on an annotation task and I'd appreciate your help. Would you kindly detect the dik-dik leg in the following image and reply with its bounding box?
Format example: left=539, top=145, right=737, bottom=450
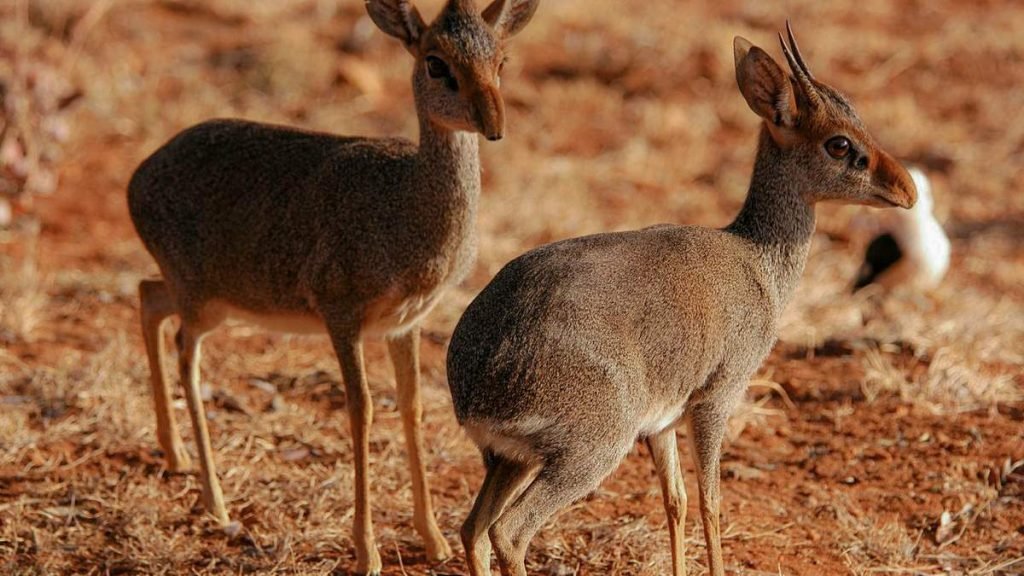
left=139, top=279, right=192, bottom=472
left=176, top=321, right=229, bottom=525
left=387, top=327, right=452, bottom=561
left=328, top=324, right=382, bottom=576
left=648, top=428, right=689, bottom=576
left=461, top=453, right=535, bottom=576
left=489, top=443, right=629, bottom=576
left=687, top=393, right=741, bottom=576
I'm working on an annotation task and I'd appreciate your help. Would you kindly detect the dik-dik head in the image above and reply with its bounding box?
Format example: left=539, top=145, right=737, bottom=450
left=734, top=23, right=917, bottom=209
left=367, top=0, right=539, bottom=140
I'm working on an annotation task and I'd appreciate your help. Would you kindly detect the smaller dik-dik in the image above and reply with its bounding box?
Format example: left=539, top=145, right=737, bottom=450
left=127, top=0, right=538, bottom=573
left=447, top=25, right=916, bottom=576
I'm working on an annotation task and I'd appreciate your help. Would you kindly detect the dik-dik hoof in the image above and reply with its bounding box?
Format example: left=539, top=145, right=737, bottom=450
left=356, top=548, right=382, bottom=576
left=163, top=446, right=193, bottom=473
left=416, top=518, right=453, bottom=561
left=208, top=508, right=231, bottom=528
left=221, top=520, right=243, bottom=538
left=199, top=487, right=230, bottom=527
left=425, top=536, right=453, bottom=562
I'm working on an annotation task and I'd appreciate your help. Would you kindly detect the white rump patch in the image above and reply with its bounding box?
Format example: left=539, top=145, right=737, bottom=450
left=462, top=416, right=553, bottom=464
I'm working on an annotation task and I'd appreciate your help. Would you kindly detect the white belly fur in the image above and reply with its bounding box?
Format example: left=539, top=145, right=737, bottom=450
left=206, top=300, right=327, bottom=334
left=361, top=285, right=448, bottom=337
left=204, top=283, right=448, bottom=338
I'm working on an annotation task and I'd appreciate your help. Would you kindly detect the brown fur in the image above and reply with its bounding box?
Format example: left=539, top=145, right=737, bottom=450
left=127, top=1, right=539, bottom=574
left=447, top=25, right=916, bottom=576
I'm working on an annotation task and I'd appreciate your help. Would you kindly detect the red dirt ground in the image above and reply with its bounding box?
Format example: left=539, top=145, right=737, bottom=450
left=1, top=1, right=1022, bottom=575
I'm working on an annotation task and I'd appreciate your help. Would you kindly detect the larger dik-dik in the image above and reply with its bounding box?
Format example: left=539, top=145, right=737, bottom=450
left=448, top=25, right=916, bottom=576
left=127, top=0, right=538, bottom=573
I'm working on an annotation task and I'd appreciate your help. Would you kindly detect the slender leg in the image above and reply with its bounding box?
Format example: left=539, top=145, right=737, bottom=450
left=176, top=323, right=229, bottom=525
left=387, top=327, right=452, bottom=562
left=647, top=429, right=688, bottom=576
left=139, top=279, right=191, bottom=472
left=490, top=448, right=625, bottom=576
left=687, top=399, right=736, bottom=576
left=330, top=330, right=381, bottom=576
left=461, top=454, right=535, bottom=576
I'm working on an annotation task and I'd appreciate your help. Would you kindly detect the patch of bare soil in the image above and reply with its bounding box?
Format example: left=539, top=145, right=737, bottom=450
left=1, top=1, right=1022, bottom=574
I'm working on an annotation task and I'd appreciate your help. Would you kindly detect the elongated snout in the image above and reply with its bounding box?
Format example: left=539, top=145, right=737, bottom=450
left=872, top=150, right=917, bottom=209
left=473, top=84, right=505, bottom=141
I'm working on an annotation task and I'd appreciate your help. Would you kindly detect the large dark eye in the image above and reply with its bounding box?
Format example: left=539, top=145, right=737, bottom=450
left=425, top=56, right=458, bottom=91
left=825, top=136, right=851, bottom=160
left=426, top=56, right=449, bottom=79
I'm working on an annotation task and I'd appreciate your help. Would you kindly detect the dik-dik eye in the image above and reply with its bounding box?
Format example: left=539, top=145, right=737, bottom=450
left=425, top=56, right=458, bottom=91
left=426, top=56, right=449, bottom=78
left=825, top=136, right=851, bottom=160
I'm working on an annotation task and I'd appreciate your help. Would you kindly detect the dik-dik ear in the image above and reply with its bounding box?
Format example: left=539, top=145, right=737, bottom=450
left=734, top=36, right=798, bottom=130
left=482, top=0, right=540, bottom=39
left=366, top=0, right=426, bottom=52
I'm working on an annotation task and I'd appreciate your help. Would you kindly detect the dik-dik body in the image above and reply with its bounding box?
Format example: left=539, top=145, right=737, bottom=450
left=447, top=25, right=916, bottom=576
left=127, top=1, right=538, bottom=574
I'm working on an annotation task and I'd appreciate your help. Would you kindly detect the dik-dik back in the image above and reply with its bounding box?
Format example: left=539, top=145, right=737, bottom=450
left=128, top=120, right=450, bottom=323
left=449, top=225, right=773, bottom=434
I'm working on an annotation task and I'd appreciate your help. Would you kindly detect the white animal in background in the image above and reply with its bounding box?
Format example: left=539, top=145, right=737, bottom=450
left=853, top=167, right=950, bottom=291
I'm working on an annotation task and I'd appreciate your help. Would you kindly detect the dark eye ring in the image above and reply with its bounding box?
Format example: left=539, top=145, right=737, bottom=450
left=426, top=56, right=450, bottom=79
left=825, top=136, right=851, bottom=160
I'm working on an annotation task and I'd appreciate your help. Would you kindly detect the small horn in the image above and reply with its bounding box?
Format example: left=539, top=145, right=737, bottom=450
left=786, top=21, right=814, bottom=80
left=778, top=22, right=821, bottom=108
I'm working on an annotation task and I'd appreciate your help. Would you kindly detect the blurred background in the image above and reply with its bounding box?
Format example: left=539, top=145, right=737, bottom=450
left=1, top=0, right=1021, bottom=574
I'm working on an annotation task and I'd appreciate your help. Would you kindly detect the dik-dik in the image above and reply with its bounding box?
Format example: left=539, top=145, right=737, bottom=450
left=447, top=25, right=916, bottom=576
left=127, top=1, right=538, bottom=573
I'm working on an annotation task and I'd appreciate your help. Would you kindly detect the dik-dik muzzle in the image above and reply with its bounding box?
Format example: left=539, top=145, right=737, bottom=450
left=870, top=149, right=917, bottom=208
left=472, top=82, right=506, bottom=140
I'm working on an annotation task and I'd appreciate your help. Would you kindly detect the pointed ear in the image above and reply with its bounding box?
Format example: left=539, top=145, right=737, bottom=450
left=366, top=0, right=426, bottom=52
left=734, top=36, right=798, bottom=129
left=482, top=0, right=539, bottom=39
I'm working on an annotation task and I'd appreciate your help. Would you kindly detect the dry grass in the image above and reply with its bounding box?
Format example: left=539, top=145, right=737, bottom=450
left=0, top=0, right=83, bottom=212
left=832, top=496, right=922, bottom=574
left=0, top=0, right=1022, bottom=574
left=0, top=225, right=44, bottom=343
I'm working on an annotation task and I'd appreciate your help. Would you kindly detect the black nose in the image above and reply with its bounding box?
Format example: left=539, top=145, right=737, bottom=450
left=486, top=133, right=503, bottom=141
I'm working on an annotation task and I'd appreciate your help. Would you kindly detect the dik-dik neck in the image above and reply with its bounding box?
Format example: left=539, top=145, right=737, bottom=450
left=409, top=109, right=481, bottom=258
left=416, top=110, right=480, bottom=202
left=726, top=127, right=817, bottom=315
